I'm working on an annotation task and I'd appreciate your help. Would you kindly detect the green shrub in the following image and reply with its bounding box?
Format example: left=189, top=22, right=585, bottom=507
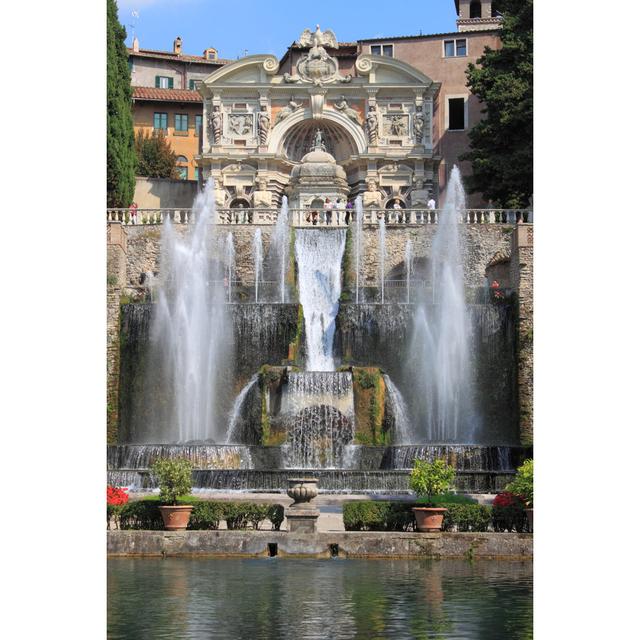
left=267, top=504, right=285, bottom=530
left=151, top=458, right=193, bottom=505
left=415, top=492, right=476, bottom=506
left=442, top=504, right=492, bottom=532
left=188, top=501, right=224, bottom=530
left=409, top=459, right=456, bottom=505
left=506, top=459, right=533, bottom=507
left=119, top=500, right=164, bottom=530
left=224, top=502, right=251, bottom=530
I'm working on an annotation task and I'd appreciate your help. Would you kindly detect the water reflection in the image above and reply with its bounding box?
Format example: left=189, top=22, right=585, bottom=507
left=108, top=558, right=532, bottom=639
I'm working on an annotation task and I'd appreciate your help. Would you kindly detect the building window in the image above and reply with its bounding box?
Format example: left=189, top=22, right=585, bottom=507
left=370, top=44, right=393, bottom=57
left=153, top=112, right=168, bottom=131
left=444, top=39, right=467, bottom=57
left=448, top=98, right=466, bottom=130
left=194, top=167, right=200, bottom=181
left=470, top=1, right=482, bottom=18
left=128, top=59, right=133, bottom=74
left=189, top=79, right=197, bottom=90
left=195, top=115, right=202, bottom=135
left=176, top=155, right=188, bottom=180
left=175, top=114, right=188, bottom=132
left=155, top=75, right=173, bottom=89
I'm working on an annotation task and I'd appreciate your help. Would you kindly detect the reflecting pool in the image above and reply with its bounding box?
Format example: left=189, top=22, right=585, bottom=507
left=108, top=557, right=532, bottom=639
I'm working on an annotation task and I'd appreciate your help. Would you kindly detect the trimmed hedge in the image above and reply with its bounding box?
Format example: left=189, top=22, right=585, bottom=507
left=343, top=501, right=496, bottom=533
left=110, top=499, right=285, bottom=531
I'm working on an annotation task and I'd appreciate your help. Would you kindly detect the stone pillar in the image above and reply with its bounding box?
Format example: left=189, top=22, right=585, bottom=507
left=107, top=223, right=127, bottom=444
left=510, top=225, right=533, bottom=446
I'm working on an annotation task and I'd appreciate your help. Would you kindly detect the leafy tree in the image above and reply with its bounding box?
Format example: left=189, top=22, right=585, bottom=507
left=134, top=129, right=178, bottom=179
left=463, top=0, right=533, bottom=207
left=107, top=0, right=136, bottom=207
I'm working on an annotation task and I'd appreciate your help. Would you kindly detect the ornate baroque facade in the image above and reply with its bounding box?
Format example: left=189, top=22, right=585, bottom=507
left=196, top=27, right=441, bottom=211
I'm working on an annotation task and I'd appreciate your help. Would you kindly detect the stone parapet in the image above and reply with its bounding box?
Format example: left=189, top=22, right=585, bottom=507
left=107, top=530, right=532, bottom=559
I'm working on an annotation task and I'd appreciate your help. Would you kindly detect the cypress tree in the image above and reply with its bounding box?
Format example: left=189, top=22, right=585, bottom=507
left=107, top=0, right=136, bottom=207
left=463, top=0, right=533, bottom=208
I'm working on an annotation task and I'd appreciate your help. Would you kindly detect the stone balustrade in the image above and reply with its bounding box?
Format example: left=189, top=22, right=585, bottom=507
left=107, top=207, right=533, bottom=226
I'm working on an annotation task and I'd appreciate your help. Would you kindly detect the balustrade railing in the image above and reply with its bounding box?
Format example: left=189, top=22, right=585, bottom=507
left=107, top=207, right=533, bottom=226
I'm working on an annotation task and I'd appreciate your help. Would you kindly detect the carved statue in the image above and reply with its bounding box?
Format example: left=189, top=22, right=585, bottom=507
left=298, top=24, right=338, bottom=51
left=366, top=106, right=378, bottom=145
left=312, top=128, right=326, bottom=151
left=413, top=107, right=425, bottom=143
left=258, top=107, right=271, bottom=145
left=388, top=114, right=407, bottom=137
left=208, top=105, right=222, bottom=144
left=294, top=25, right=350, bottom=85
left=334, top=96, right=361, bottom=125
left=253, top=178, right=272, bottom=208
left=275, top=98, right=302, bottom=125
left=363, top=179, right=382, bottom=208
left=411, top=177, right=429, bottom=207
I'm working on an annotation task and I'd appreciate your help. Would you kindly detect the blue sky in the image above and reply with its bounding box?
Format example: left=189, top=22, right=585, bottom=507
left=117, top=0, right=459, bottom=59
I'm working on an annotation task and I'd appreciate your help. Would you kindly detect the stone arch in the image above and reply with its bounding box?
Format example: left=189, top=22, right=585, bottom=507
left=267, top=108, right=367, bottom=158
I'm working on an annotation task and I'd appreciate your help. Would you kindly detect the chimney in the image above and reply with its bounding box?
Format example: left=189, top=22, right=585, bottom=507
left=132, top=36, right=139, bottom=52
left=174, top=36, right=182, bottom=54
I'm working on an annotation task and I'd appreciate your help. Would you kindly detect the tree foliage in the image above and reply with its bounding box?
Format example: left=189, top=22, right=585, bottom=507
left=107, top=0, right=136, bottom=207
left=134, top=129, right=178, bottom=179
left=463, top=0, right=533, bottom=207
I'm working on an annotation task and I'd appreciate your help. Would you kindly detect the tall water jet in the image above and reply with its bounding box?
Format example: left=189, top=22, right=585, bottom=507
left=354, top=195, right=363, bottom=304
left=252, top=228, right=263, bottom=303
left=225, top=374, right=259, bottom=444
left=405, top=238, right=414, bottom=304
left=378, top=217, right=386, bottom=304
left=269, top=196, right=289, bottom=303
left=294, top=229, right=346, bottom=371
left=225, top=232, right=235, bottom=303
left=148, top=178, right=232, bottom=443
left=411, top=166, right=476, bottom=442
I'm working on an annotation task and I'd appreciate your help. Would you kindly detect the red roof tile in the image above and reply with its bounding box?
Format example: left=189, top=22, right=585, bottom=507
left=132, top=86, right=202, bottom=103
left=128, top=48, right=233, bottom=65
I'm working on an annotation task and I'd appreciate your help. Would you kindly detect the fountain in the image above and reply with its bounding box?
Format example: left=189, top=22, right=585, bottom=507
left=410, top=166, right=477, bottom=442
left=111, top=167, right=525, bottom=494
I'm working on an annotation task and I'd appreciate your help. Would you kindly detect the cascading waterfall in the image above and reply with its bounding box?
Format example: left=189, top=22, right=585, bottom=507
left=294, top=228, right=346, bottom=371
left=410, top=166, right=477, bottom=442
left=225, top=233, right=235, bottom=303
left=225, top=374, right=259, bottom=444
left=149, top=178, right=232, bottom=443
left=383, top=374, right=412, bottom=444
left=269, top=196, right=289, bottom=303
left=378, top=217, right=386, bottom=304
left=405, top=239, right=413, bottom=304
left=252, top=228, right=263, bottom=303
left=354, top=195, right=363, bottom=304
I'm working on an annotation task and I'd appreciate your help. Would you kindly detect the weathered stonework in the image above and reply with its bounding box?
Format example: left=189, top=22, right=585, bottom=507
left=107, top=530, right=532, bottom=559
left=510, top=225, right=533, bottom=446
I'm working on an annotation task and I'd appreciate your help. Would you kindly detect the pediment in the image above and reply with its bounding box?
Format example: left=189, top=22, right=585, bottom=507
left=201, top=55, right=280, bottom=89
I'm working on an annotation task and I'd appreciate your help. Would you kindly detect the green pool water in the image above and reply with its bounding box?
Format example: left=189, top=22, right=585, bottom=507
left=107, top=557, right=532, bottom=639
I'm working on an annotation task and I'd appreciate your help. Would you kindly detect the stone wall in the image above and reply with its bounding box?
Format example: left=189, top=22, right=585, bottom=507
left=107, top=224, right=128, bottom=443
left=107, top=530, right=533, bottom=559
left=510, top=225, right=534, bottom=446
left=123, top=223, right=512, bottom=289
left=133, top=177, right=199, bottom=208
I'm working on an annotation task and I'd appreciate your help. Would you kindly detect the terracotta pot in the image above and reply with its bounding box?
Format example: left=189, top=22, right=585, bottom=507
left=412, top=507, right=448, bottom=532
left=158, top=505, right=193, bottom=531
left=525, top=508, right=533, bottom=532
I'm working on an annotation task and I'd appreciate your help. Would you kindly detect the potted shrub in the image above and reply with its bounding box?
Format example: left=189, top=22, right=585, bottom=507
left=151, top=458, right=194, bottom=531
left=506, top=459, right=533, bottom=532
left=410, top=459, right=456, bottom=532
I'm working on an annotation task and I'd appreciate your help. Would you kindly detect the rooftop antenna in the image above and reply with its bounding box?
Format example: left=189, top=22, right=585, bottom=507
left=129, top=10, right=139, bottom=47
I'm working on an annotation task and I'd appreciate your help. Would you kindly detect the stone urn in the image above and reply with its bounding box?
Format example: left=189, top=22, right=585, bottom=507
left=412, top=507, right=448, bottom=533
left=158, top=505, right=193, bottom=531
left=286, top=478, right=320, bottom=533
left=287, top=478, right=319, bottom=508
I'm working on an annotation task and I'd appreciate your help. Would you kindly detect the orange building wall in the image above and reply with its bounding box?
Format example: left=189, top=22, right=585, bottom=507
left=133, top=101, right=203, bottom=180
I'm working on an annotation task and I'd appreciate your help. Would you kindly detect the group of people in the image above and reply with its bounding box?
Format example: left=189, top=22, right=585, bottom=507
left=306, top=197, right=353, bottom=226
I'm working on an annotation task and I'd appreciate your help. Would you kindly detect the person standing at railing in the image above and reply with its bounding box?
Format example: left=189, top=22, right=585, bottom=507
left=323, top=197, right=333, bottom=225
left=335, top=197, right=346, bottom=225
left=393, top=198, right=403, bottom=224
left=311, top=210, right=319, bottom=225
left=128, top=202, right=138, bottom=225
left=345, top=200, right=353, bottom=225
left=427, top=195, right=436, bottom=224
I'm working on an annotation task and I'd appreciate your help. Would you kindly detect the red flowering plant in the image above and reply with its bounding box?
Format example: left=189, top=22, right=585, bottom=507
left=107, top=486, right=129, bottom=529
left=491, top=491, right=527, bottom=532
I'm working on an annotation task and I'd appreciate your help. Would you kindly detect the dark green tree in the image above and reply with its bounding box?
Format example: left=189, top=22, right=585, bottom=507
left=463, top=0, right=533, bottom=207
left=134, top=130, right=178, bottom=179
left=107, top=0, right=136, bottom=207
